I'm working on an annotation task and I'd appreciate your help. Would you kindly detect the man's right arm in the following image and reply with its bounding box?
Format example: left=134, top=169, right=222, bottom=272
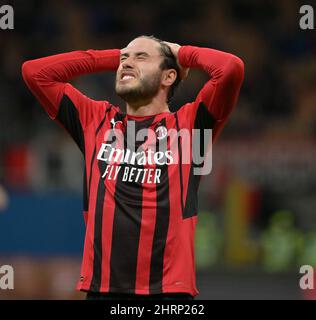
left=22, top=49, right=120, bottom=129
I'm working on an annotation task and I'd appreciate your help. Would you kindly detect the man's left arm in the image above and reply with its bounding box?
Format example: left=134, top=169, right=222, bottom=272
left=178, top=45, right=244, bottom=141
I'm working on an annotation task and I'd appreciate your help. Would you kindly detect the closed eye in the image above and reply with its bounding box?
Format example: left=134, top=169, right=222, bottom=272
left=120, top=56, right=128, bottom=63
left=120, top=53, right=129, bottom=63
left=120, top=52, right=149, bottom=63
left=136, top=52, right=149, bottom=60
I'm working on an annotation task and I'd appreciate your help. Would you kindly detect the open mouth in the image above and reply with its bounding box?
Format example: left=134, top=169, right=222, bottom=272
left=120, top=72, right=136, bottom=81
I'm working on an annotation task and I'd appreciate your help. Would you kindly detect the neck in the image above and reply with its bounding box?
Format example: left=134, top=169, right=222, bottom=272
left=126, top=94, right=170, bottom=117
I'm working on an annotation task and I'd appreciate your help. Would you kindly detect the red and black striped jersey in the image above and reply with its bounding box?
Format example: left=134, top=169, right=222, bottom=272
left=22, top=46, right=244, bottom=296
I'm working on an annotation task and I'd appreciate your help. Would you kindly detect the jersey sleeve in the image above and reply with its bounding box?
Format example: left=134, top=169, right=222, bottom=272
left=177, top=45, right=244, bottom=142
left=22, top=49, right=120, bottom=150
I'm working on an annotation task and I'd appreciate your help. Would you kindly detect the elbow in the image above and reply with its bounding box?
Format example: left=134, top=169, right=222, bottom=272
left=229, top=55, right=245, bottom=84
left=21, top=60, right=36, bottom=85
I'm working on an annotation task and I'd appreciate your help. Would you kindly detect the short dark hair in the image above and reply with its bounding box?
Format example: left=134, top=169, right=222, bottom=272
left=138, top=35, right=181, bottom=102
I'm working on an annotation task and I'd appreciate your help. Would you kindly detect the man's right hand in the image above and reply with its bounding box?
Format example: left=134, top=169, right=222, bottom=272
left=164, top=41, right=189, bottom=80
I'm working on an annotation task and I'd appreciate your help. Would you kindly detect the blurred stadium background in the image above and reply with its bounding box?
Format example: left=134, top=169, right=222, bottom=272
left=0, top=0, right=316, bottom=299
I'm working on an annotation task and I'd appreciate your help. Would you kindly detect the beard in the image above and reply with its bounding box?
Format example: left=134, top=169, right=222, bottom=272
left=115, top=71, right=162, bottom=104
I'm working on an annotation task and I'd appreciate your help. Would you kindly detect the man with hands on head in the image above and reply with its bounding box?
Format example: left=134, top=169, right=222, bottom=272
left=22, top=35, right=244, bottom=300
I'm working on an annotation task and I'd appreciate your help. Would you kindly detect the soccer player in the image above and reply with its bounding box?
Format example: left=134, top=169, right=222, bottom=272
left=22, top=35, right=244, bottom=300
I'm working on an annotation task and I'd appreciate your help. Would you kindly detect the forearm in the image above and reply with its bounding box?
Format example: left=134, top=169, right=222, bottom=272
left=22, top=49, right=120, bottom=83
left=22, top=49, right=120, bottom=112
left=178, top=45, right=244, bottom=122
left=178, top=45, right=244, bottom=82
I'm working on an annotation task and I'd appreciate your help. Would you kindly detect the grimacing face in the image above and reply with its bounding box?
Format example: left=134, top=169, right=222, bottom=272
left=115, top=38, right=165, bottom=103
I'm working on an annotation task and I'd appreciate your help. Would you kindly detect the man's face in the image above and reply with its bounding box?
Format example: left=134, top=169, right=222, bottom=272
left=115, top=37, right=164, bottom=103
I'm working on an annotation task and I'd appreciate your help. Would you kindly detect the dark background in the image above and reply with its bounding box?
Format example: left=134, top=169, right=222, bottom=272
left=0, top=0, right=316, bottom=299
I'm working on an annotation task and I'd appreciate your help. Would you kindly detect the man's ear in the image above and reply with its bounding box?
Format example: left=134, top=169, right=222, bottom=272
left=161, top=69, right=177, bottom=87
